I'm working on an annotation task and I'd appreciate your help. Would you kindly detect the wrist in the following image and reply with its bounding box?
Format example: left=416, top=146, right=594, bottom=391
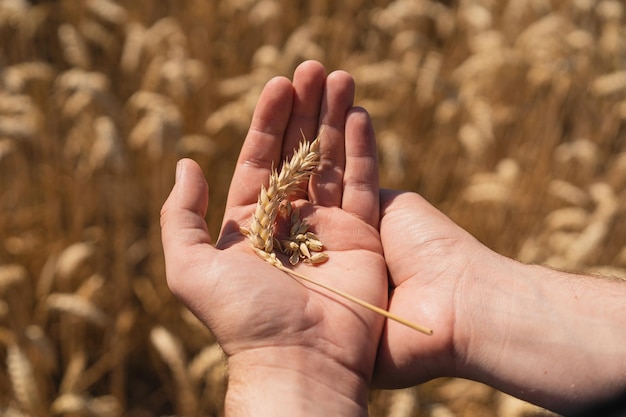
left=225, top=346, right=370, bottom=417
left=456, top=252, right=626, bottom=413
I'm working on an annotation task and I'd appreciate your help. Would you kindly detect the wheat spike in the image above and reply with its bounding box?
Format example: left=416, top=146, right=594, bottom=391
left=58, top=24, right=91, bottom=69
left=387, top=388, right=418, bottom=417
left=243, top=132, right=433, bottom=335
left=86, top=0, right=127, bottom=26
left=246, top=134, right=321, bottom=256
left=7, top=342, right=42, bottom=414
left=0, top=264, right=27, bottom=294
left=55, top=242, right=96, bottom=284
left=188, top=343, right=225, bottom=384
left=150, top=326, right=197, bottom=417
left=46, top=293, right=108, bottom=327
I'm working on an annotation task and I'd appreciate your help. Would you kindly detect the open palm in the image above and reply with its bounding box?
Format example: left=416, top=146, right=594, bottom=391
left=160, top=61, right=387, bottom=386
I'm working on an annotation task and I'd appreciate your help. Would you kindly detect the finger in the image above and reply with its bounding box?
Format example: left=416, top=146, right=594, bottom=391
left=341, top=107, right=379, bottom=228
left=311, top=70, right=355, bottom=207
left=283, top=60, right=327, bottom=154
left=160, top=159, right=213, bottom=295
left=224, top=76, right=294, bottom=213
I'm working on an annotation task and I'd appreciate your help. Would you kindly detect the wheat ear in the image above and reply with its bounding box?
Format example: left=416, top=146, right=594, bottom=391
left=243, top=131, right=433, bottom=335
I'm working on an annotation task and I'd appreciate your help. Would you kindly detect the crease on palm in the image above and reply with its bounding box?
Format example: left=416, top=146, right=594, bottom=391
left=237, top=131, right=433, bottom=335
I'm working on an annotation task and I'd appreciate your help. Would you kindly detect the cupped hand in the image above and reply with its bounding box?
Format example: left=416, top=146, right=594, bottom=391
left=160, top=61, right=388, bottom=398
left=373, top=189, right=497, bottom=387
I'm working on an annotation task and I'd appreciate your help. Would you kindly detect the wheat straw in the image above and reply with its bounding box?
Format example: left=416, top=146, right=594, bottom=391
left=243, top=133, right=433, bottom=335
left=59, top=352, right=87, bottom=393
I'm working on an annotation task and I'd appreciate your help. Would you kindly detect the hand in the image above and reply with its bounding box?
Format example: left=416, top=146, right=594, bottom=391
left=160, top=61, right=387, bottom=416
left=374, top=190, right=626, bottom=415
left=373, top=189, right=491, bottom=387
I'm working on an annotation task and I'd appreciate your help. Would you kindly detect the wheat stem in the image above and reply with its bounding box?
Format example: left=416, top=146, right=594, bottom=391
left=245, top=131, right=433, bottom=335
left=276, top=264, right=433, bottom=335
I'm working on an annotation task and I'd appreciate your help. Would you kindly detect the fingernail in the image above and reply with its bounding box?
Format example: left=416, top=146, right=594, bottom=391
left=175, top=160, right=183, bottom=183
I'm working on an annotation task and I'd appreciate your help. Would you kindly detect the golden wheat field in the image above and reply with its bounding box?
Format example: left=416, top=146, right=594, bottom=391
left=1, top=0, right=625, bottom=416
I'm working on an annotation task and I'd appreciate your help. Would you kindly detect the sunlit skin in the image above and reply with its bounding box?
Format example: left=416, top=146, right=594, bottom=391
left=161, top=60, right=626, bottom=417
left=161, top=60, right=388, bottom=416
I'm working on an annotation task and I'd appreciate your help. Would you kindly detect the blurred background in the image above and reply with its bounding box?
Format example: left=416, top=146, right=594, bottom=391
left=0, top=0, right=625, bottom=416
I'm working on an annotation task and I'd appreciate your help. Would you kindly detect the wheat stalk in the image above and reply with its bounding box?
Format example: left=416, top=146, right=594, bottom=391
left=243, top=132, right=433, bottom=335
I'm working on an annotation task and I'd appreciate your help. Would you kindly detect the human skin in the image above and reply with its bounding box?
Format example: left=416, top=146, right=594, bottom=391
left=161, top=59, right=626, bottom=416
left=160, top=60, right=387, bottom=416
left=375, top=189, right=626, bottom=415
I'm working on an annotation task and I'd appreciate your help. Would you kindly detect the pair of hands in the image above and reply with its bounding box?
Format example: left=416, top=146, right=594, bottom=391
left=160, top=61, right=484, bottom=411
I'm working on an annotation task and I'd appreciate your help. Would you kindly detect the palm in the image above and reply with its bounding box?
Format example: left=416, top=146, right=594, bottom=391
left=161, top=61, right=387, bottom=382
left=208, top=203, right=386, bottom=373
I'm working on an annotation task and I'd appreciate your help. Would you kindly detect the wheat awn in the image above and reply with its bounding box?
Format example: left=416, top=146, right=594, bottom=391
left=242, top=132, right=433, bottom=335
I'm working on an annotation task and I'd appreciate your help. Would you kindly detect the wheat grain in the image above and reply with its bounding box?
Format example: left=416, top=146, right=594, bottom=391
left=243, top=133, right=433, bottom=335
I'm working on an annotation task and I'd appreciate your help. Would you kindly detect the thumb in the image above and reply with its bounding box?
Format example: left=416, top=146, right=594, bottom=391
left=160, top=159, right=213, bottom=295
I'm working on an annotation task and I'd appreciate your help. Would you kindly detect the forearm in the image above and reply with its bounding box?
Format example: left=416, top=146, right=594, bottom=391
left=225, top=347, right=370, bottom=417
left=458, top=252, right=626, bottom=414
